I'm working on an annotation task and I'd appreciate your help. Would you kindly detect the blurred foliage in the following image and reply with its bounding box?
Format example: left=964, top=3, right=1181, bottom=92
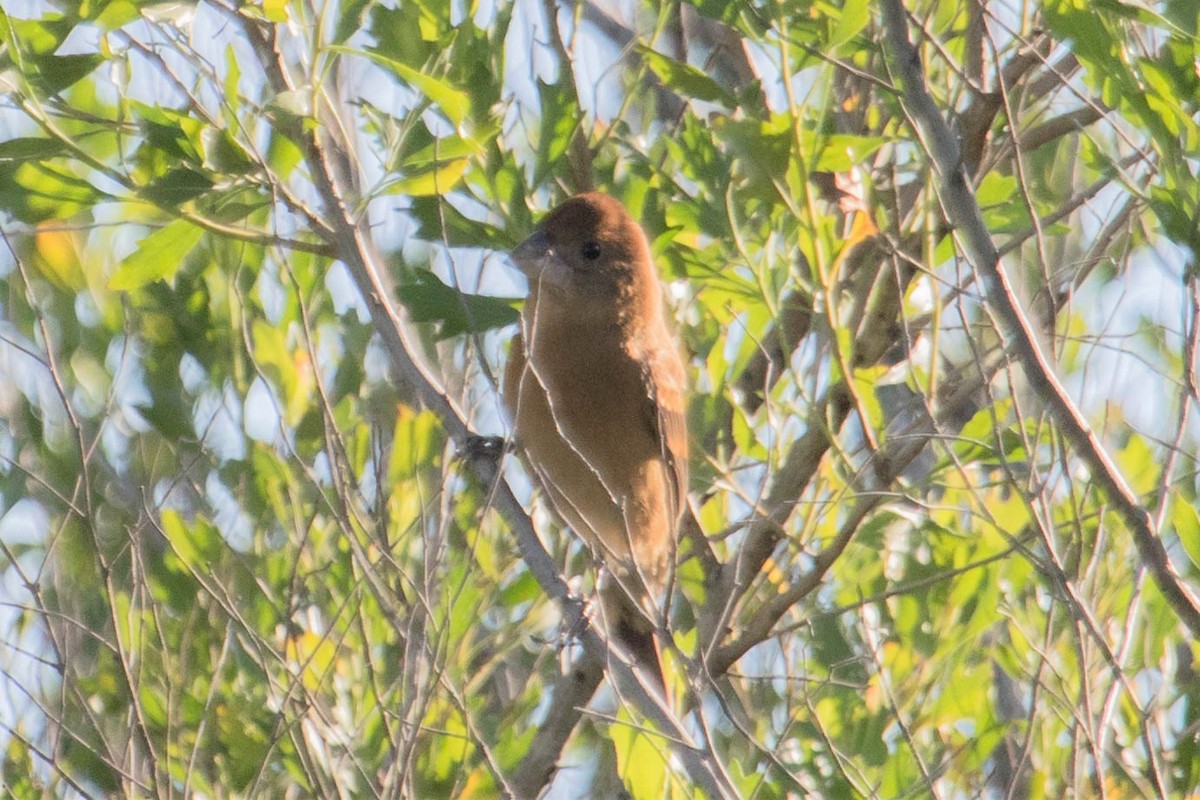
left=0, top=0, right=1198, bottom=797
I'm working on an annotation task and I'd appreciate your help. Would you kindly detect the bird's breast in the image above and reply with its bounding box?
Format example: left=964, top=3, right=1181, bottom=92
left=503, top=300, right=678, bottom=586
left=528, top=328, right=645, bottom=443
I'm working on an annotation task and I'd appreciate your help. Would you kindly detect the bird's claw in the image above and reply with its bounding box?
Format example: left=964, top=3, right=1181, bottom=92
left=459, top=435, right=507, bottom=462
left=558, top=593, right=594, bottom=649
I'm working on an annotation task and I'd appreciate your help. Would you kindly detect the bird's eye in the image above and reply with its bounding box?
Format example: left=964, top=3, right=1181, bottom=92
left=581, top=241, right=601, bottom=260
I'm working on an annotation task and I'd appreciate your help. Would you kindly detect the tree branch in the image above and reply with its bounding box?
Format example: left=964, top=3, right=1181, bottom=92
left=707, top=365, right=987, bottom=673
left=879, top=0, right=1200, bottom=637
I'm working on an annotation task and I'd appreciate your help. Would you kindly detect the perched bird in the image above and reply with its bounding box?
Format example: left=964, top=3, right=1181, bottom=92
left=503, top=192, right=688, bottom=690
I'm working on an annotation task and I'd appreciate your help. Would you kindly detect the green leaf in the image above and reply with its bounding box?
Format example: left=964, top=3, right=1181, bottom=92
left=109, top=219, right=205, bottom=291
left=398, top=130, right=491, bottom=170
left=498, top=571, right=540, bottom=608
left=91, top=1, right=143, bottom=29
left=384, top=158, right=469, bottom=196
left=0, top=137, right=67, bottom=161
left=976, top=172, right=1018, bottom=207
left=409, top=196, right=516, bottom=250
left=1149, top=183, right=1200, bottom=252
left=29, top=53, right=103, bottom=94
left=2, top=160, right=103, bottom=222
left=638, top=46, right=736, bottom=107
left=0, top=12, right=72, bottom=56
left=267, top=129, right=303, bottom=178
left=139, top=682, right=168, bottom=727
left=141, top=167, right=214, bottom=206
left=334, top=0, right=373, bottom=44
left=1174, top=500, right=1200, bottom=572
left=711, top=115, right=792, bottom=198
left=365, top=3, right=434, bottom=68
left=334, top=45, right=470, bottom=127
left=215, top=703, right=271, bottom=791
left=134, top=102, right=206, bottom=164
left=203, top=127, right=256, bottom=175
left=396, top=270, right=519, bottom=339
left=1045, top=0, right=1119, bottom=67
left=1116, top=432, right=1157, bottom=495
left=3, top=736, right=40, bottom=800
left=829, top=0, right=871, bottom=48
left=954, top=398, right=1013, bottom=462
left=223, top=45, right=242, bottom=120
left=814, top=134, right=887, bottom=172
left=389, top=407, right=439, bottom=482
left=533, top=79, right=578, bottom=185
left=852, top=365, right=887, bottom=435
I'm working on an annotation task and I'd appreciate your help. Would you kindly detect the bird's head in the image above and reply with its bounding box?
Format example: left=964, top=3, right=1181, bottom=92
left=511, top=193, right=658, bottom=312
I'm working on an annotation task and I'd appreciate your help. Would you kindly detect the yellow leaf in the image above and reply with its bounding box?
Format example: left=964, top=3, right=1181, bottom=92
left=846, top=203, right=878, bottom=240
left=386, top=158, right=469, bottom=197
left=611, top=709, right=671, bottom=800
left=33, top=224, right=86, bottom=291
left=285, top=349, right=315, bottom=426
left=285, top=631, right=337, bottom=691
left=262, top=0, right=288, bottom=22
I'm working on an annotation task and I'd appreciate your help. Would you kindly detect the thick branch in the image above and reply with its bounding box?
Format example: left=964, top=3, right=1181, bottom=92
left=511, top=650, right=605, bottom=798
left=1018, top=106, right=1103, bottom=154
left=879, top=0, right=1200, bottom=637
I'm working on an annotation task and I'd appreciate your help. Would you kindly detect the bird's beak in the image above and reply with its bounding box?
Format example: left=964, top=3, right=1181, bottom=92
left=510, top=228, right=552, bottom=276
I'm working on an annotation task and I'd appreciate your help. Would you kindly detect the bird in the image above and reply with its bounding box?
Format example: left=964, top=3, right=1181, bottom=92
left=502, top=192, right=688, bottom=692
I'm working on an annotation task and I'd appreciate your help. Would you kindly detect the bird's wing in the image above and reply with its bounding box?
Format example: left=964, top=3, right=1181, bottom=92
left=642, top=344, right=689, bottom=523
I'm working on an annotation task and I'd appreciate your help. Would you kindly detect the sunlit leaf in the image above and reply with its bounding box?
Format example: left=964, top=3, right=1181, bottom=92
left=32, top=223, right=85, bottom=290
left=90, top=1, right=142, bottom=29
left=389, top=406, right=438, bottom=482
left=1174, top=500, right=1200, bottom=572
left=852, top=365, right=887, bottom=435
left=261, top=0, right=288, bottom=23
left=829, top=0, right=871, bottom=48
left=0, top=12, right=72, bottom=55
left=611, top=711, right=670, bottom=800
left=2, top=159, right=103, bottom=222
left=109, top=219, right=205, bottom=290
left=285, top=631, right=337, bottom=691
left=384, top=157, right=469, bottom=196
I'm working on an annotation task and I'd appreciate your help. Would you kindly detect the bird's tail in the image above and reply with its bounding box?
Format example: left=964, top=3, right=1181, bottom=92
left=600, top=580, right=668, bottom=703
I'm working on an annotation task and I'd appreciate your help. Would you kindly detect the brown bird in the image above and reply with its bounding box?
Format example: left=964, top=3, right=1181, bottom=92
left=503, top=192, right=688, bottom=691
